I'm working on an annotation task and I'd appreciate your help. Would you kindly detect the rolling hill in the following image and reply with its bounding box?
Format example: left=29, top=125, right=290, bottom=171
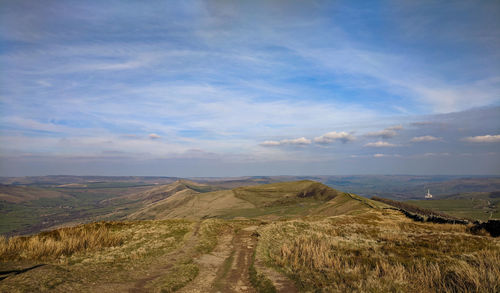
left=0, top=185, right=68, bottom=203
left=126, top=180, right=389, bottom=221
left=1, top=180, right=498, bottom=292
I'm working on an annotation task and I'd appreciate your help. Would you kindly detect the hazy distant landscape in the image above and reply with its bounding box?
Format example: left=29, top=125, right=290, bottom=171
left=1, top=175, right=499, bottom=236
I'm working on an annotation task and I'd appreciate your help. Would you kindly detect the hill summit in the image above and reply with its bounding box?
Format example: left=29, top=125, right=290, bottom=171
left=126, top=180, right=385, bottom=220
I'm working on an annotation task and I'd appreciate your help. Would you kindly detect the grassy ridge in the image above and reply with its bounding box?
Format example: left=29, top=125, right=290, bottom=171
left=372, top=196, right=461, bottom=220
left=232, top=180, right=338, bottom=207
left=257, top=210, right=500, bottom=292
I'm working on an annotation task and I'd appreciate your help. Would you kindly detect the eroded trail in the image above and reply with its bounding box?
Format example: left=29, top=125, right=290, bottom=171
left=183, top=224, right=298, bottom=293
left=127, top=221, right=202, bottom=293
left=254, top=259, right=299, bottom=293
left=211, top=226, right=258, bottom=293
left=91, top=222, right=297, bottom=293
left=178, top=233, right=233, bottom=293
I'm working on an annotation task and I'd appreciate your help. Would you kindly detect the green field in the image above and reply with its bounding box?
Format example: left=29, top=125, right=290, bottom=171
left=407, top=192, right=500, bottom=221
left=0, top=184, right=151, bottom=235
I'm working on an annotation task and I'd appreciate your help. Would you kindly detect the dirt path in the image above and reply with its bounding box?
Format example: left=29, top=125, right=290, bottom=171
left=178, top=233, right=233, bottom=293
left=210, top=226, right=258, bottom=293
left=0, top=222, right=298, bottom=293
left=182, top=224, right=298, bottom=293
left=127, top=221, right=202, bottom=293
left=254, top=259, right=298, bottom=293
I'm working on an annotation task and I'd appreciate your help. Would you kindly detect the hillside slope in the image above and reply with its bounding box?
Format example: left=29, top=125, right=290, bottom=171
left=0, top=185, right=69, bottom=203
left=128, top=180, right=386, bottom=220
left=118, top=180, right=219, bottom=203
left=312, top=192, right=389, bottom=217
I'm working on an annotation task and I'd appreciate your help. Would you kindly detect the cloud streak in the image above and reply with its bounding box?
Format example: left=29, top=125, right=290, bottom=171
left=463, top=135, right=500, bottom=143
left=260, top=137, right=311, bottom=147
left=411, top=136, right=440, bottom=142
left=365, top=141, right=398, bottom=148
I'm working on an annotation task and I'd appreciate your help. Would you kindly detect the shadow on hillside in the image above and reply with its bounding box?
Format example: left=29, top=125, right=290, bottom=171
left=0, top=264, right=45, bottom=281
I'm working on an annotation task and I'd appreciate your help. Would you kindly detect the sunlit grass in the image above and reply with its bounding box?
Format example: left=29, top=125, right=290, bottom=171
left=0, top=222, right=123, bottom=261
left=257, top=210, right=500, bottom=292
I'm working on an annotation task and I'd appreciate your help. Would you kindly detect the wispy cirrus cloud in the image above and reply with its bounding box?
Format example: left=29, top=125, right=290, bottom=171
left=1, top=1, right=499, bottom=176
left=260, top=137, right=311, bottom=147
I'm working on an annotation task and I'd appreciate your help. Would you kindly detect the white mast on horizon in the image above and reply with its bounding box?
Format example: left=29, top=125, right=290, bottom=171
left=425, top=189, right=433, bottom=199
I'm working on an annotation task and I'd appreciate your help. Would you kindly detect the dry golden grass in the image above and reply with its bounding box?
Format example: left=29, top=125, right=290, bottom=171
left=0, top=222, right=123, bottom=261
left=257, top=210, right=500, bottom=292
left=0, top=219, right=193, bottom=292
left=195, top=219, right=233, bottom=254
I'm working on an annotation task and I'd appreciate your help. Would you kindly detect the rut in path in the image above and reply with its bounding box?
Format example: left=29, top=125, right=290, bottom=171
left=211, top=226, right=258, bottom=293
left=178, top=233, right=233, bottom=293
left=128, top=221, right=202, bottom=293
left=183, top=225, right=298, bottom=293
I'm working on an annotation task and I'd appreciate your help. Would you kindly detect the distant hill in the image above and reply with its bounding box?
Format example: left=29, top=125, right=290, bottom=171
left=2, top=175, right=499, bottom=236
left=0, top=175, right=180, bottom=186
left=127, top=180, right=386, bottom=220
left=2, top=175, right=499, bottom=200
left=0, top=184, right=69, bottom=203
left=318, top=175, right=500, bottom=200
left=117, top=180, right=221, bottom=203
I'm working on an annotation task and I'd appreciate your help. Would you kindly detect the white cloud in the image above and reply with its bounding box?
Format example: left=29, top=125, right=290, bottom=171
left=313, top=131, right=355, bottom=144
left=365, top=141, right=397, bottom=147
left=149, top=133, right=161, bottom=140
left=365, top=125, right=403, bottom=139
left=260, top=137, right=311, bottom=147
left=463, top=134, right=500, bottom=143
left=373, top=153, right=386, bottom=157
left=283, top=137, right=311, bottom=145
left=260, top=140, right=281, bottom=147
left=411, top=135, right=440, bottom=142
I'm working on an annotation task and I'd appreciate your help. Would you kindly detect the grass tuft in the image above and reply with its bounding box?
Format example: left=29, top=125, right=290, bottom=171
left=0, top=222, right=123, bottom=261
left=195, top=219, right=232, bottom=254
left=158, top=261, right=199, bottom=293
left=249, top=249, right=276, bottom=293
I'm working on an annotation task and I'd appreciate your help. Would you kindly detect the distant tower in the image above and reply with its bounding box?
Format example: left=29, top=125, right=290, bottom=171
left=425, top=189, right=433, bottom=199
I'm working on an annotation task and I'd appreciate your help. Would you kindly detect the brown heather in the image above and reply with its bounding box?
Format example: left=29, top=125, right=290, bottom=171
left=257, top=210, right=500, bottom=292
left=0, top=222, right=123, bottom=261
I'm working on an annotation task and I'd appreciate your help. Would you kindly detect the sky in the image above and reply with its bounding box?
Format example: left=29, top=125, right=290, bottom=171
left=0, top=0, right=499, bottom=177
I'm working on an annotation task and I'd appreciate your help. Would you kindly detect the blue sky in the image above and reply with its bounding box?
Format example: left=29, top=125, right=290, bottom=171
left=0, top=0, right=499, bottom=176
